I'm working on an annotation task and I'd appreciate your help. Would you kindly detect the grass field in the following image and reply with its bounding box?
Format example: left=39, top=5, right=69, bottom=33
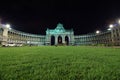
left=0, top=46, right=120, bottom=80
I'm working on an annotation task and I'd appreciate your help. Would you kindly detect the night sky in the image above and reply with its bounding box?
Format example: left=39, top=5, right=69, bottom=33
left=0, top=1, right=120, bottom=35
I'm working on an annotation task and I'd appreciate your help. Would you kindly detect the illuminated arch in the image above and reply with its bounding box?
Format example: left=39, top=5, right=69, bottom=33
left=58, top=36, right=62, bottom=44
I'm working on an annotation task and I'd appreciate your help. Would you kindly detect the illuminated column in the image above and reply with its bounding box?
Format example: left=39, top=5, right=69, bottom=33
left=55, top=35, right=58, bottom=45
left=70, top=34, right=74, bottom=45
left=62, top=35, right=65, bottom=44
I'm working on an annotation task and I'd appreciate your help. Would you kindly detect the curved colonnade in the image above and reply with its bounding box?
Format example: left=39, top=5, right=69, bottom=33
left=0, top=23, right=120, bottom=46
left=0, top=24, right=45, bottom=46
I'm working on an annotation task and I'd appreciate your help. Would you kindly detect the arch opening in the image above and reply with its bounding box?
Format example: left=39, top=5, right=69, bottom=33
left=51, top=35, right=55, bottom=45
left=65, top=36, right=69, bottom=45
left=58, top=36, right=62, bottom=44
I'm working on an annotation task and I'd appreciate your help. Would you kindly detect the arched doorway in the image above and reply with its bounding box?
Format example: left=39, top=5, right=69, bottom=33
left=65, top=36, right=69, bottom=45
left=58, top=36, right=62, bottom=44
left=51, top=35, right=55, bottom=45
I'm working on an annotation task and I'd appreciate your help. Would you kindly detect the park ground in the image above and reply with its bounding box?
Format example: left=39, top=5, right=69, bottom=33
left=0, top=46, right=120, bottom=80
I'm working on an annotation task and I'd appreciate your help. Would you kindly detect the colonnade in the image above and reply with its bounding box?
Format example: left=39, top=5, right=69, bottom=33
left=0, top=24, right=45, bottom=46
left=0, top=23, right=120, bottom=46
left=74, top=31, right=112, bottom=46
left=111, top=25, right=120, bottom=45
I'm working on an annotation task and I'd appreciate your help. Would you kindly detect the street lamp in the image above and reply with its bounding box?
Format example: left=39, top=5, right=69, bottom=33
left=109, top=24, right=113, bottom=28
left=6, top=24, right=10, bottom=28
left=5, top=24, right=12, bottom=30
left=107, top=24, right=114, bottom=31
left=96, top=30, right=100, bottom=34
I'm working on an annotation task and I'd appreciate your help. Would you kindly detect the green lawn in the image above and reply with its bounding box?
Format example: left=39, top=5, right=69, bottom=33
left=0, top=46, right=120, bottom=80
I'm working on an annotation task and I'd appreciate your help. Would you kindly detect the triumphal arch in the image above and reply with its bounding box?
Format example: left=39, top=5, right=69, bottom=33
left=45, top=23, right=74, bottom=45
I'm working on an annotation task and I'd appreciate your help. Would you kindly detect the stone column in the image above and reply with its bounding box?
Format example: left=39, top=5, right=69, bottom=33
left=45, top=34, right=50, bottom=45
left=71, top=34, right=73, bottom=45
left=68, top=35, right=71, bottom=45
left=55, top=35, right=58, bottom=45
left=62, top=35, right=65, bottom=44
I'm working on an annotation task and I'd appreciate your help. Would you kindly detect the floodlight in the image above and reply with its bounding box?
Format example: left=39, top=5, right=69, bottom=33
left=9, top=27, right=12, bottom=30
left=118, top=19, right=120, bottom=24
left=109, top=24, right=113, bottom=28
left=6, top=24, right=10, bottom=28
left=96, top=30, right=100, bottom=34
left=107, top=28, right=111, bottom=31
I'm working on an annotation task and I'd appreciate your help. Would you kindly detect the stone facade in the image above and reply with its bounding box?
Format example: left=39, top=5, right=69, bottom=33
left=111, top=24, right=120, bottom=45
left=0, top=23, right=120, bottom=46
left=74, top=31, right=112, bottom=46
left=45, top=23, right=74, bottom=45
